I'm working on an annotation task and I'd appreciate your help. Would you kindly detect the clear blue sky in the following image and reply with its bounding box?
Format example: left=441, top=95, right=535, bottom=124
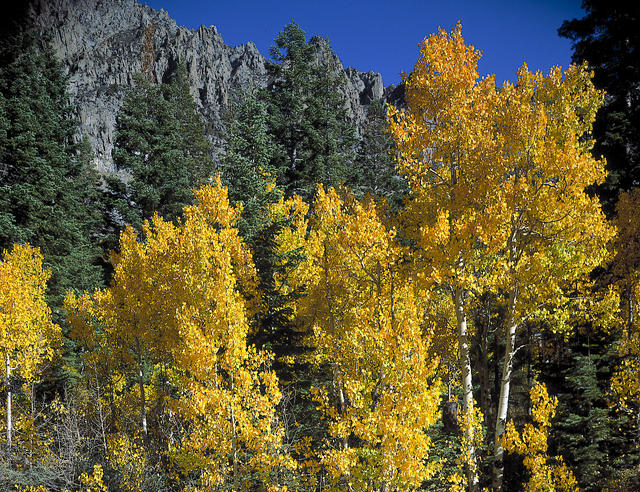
left=144, top=0, right=584, bottom=87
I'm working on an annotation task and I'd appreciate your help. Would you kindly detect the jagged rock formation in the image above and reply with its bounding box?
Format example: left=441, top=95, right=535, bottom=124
left=26, top=0, right=397, bottom=173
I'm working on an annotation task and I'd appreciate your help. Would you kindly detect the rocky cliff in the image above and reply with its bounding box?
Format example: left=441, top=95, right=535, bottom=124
left=26, top=0, right=397, bottom=173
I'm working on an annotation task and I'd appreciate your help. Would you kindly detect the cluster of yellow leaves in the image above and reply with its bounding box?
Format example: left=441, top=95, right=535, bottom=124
left=493, top=60, right=613, bottom=327
left=451, top=399, right=484, bottom=491
left=299, top=186, right=442, bottom=490
left=11, top=384, right=55, bottom=463
left=388, top=22, right=612, bottom=321
left=66, top=177, right=291, bottom=489
left=501, top=382, right=578, bottom=491
left=0, top=244, right=60, bottom=381
left=79, top=464, right=108, bottom=492
left=106, top=433, right=146, bottom=491
left=387, top=22, right=507, bottom=291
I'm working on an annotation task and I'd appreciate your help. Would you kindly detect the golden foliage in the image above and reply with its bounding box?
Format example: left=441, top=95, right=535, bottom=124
left=106, top=433, right=146, bottom=491
left=501, top=382, right=578, bottom=491
left=388, top=22, right=612, bottom=320
left=79, top=464, right=109, bottom=492
left=453, top=399, right=484, bottom=489
left=299, top=186, right=442, bottom=489
left=389, top=22, right=610, bottom=488
left=66, top=177, right=290, bottom=488
left=0, top=244, right=60, bottom=381
left=610, top=189, right=640, bottom=414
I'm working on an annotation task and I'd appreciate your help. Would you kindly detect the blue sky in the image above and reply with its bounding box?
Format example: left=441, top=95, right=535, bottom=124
left=145, top=0, right=584, bottom=87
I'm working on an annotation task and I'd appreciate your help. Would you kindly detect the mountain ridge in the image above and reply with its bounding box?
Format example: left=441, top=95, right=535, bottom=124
left=25, top=0, right=397, bottom=173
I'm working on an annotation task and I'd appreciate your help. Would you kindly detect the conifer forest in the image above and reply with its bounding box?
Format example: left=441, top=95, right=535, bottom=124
left=1, top=1, right=640, bottom=490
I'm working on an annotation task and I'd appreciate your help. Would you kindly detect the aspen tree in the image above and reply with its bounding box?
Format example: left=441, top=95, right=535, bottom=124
left=488, top=61, right=611, bottom=490
left=67, top=178, right=290, bottom=489
left=299, top=187, right=441, bottom=490
left=610, top=189, right=640, bottom=456
left=501, top=382, right=578, bottom=491
left=387, top=24, right=504, bottom=487
left=0, top=244, right=59, bottom=459
left=388, top=23, right=612, bottom=489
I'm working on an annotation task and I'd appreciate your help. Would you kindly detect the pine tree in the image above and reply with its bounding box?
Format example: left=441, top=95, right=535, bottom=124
left=548, top=331, right=639, bottom=490
left=105, top=65, right=213, bottom=249
left=221, top=91, right=280, bottom=241
left=348, top=100, right=407, bottom=208
left=0, top=31, right=102, bottom=309
left=263, top=21, right=356, bottom=200
left=221, top=92, right=307, bottom=369
left=559, top=0, right=640, bottom=215
left=162, top=64, right=213, bottom=188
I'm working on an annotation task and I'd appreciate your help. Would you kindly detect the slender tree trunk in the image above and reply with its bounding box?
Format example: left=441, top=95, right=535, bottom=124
left=136, top=340, right=148, bottom=441
left=6, top=353, right=11, bottom=462
left=477, top=301, right=491, bottom=431
left=492, top=287, right=519, bottom=491
left=454, top=285, right=479, bottom=490
left=291, top=139, right=297, bottom=171
left=628, top=285, right=634, bottom=330
left=231, top=379, right=238, bottom=489
left=324, top=245, right=348, bottom=451
left=333, top=365, right=348, bottom=450
left=93, top=362, right=108, bottom=454
left=29, top=380, right=35, bottom=469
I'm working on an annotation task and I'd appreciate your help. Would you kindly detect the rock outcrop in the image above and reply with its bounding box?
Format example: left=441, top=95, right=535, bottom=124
left=26, top=0, right=393, bottom=173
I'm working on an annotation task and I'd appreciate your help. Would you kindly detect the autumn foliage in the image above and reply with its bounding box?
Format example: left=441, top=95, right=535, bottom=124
left=3, top=19, right=638, bottom=492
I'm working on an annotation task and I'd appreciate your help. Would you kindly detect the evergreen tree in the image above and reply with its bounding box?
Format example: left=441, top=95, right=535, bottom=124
left=263, top=21, right=356, bottom=200
left=559, top=6, right=640, bottom=486
left=163, top=64, right=213, bottom=186
left=221, top=91, right=280, bottom=240
left=544, top=331, right=640, bottom=490
left=559, top=0, right=640, bottom=215
left=221, top=91, right=306, bottom=367
left=348, top=100, right=407, bottom=208
left=105, top=65, right=213, bottom=248
left=0, top=31, right=102, bottom=309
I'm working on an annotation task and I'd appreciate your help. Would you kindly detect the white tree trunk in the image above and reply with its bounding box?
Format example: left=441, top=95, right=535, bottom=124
left=454, top=286, right=479, bottom=490
left=492, top=288, right=519, bottom=491
left=6, top=353, right=12, bottom=460
left=136, top=340, right=148, bottom=440
left=231, top=379, right=238, bottom=490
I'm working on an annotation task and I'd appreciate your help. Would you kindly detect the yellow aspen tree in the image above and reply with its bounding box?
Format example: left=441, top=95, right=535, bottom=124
left=64, top=289, right=122, bottom=447
left=106, top=432, right=146, bottom=492
left=66, top=231, right=158, bottom=443
left=79, top=464, right=108, bottom=492
left=166, top=182, right=290, bottom=488
left=488, top=61, right=612, bottom=490
left=387, top=23, right=505, bottom=487
left=299, top=186, right=441, bottom=490
left=388, top=23, right=613, bottom=489
left=0, top=244, right=59, bottom=460
left=500, top=382, right=578, bottom=491
left=67, top=177, right=290, bottom=489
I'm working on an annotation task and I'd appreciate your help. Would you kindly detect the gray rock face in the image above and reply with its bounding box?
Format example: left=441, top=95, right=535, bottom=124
left=27, top=0, right=391, bottom=173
